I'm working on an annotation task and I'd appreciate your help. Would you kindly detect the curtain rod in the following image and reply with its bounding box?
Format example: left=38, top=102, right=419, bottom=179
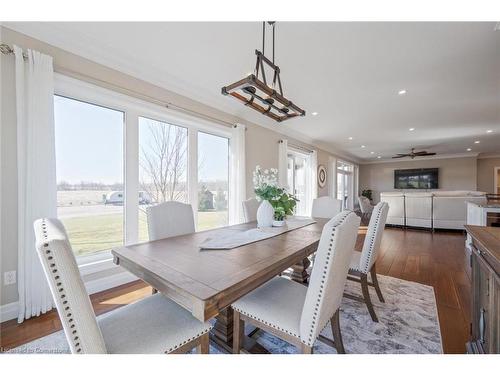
left=0, top=43, right=27, bottom=60
left=1, top=42, right=236, bottom=128
left=58, top=66, right=237, bottom=128
left=279, top=139, right=314, bottom=154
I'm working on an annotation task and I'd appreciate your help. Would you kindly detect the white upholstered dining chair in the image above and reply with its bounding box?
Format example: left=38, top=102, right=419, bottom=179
left=242, top=198, right=260, bottom=222
left=231, top=210, right=361, bottom=354
left=345, top=201, right=389, bottom=322
left=358, top=196, right=374, bottom=222
left=33, top=218, right=211, bottom=354
left=147, top=201, right=196, bottom=294
left=311, top=196, right=342, bottom=218
left=147, top=201, right=195, bottom=241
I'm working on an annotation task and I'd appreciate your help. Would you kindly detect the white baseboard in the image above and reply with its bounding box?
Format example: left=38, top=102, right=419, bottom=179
left=0, top=271, right=139, bottom=323
left=84, top=270, right=139, bottom=295
left=0, top=301, right=19, bottom=323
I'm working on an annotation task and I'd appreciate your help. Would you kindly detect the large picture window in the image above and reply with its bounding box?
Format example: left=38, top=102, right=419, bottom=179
left=197, top=132, right=229, bottom=230
left=54, top=75, right=242, bottom=264
left=54, top=95, right=124, bottom=256
left=138, top=117, right=188, bottom=242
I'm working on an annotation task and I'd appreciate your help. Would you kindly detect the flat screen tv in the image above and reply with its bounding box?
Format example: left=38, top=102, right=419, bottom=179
left=394, top=168, right=438, bottom=189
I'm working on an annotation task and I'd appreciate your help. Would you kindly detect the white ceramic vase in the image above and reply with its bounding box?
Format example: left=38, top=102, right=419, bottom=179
left=257, top=200, right=274, bottom=228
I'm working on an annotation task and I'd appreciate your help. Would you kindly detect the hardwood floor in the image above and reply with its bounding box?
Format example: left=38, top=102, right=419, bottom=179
left=376, top=228, right=471, bottom=354
left=0, top=227, right=471, bottom=354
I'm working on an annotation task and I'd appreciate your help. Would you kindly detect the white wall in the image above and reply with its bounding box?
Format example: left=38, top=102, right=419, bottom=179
left=359, top=156, right=478, bottom=202
left=477, top=156, right=500, bottom=194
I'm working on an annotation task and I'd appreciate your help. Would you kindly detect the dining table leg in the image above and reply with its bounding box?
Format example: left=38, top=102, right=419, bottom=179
left=212, top=306, right=234, bottom=347
left=289, top=257, right=311, bottom=284
left=211, top=306, right=269, bottom=353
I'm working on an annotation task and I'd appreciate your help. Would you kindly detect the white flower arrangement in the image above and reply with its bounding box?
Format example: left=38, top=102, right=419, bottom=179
left=252, top=165, right=279, bottom=191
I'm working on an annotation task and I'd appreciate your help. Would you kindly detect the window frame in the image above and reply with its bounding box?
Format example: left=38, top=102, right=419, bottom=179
left=54, top=74, right=235, bottom=272
left=286, top=147, right=314, bottom=216
left=336, top=159, right=355, bottom=210
left=196, top=130, right=231, bottom=230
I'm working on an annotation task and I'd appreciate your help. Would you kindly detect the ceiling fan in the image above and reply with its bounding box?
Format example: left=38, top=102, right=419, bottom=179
left=392, top=148, right=436, bottom=159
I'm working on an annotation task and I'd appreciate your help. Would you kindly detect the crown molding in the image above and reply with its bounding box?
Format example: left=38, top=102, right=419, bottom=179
left=477, top=152, right=500, bottom=159
left=360, top=152, right=479, bottom=165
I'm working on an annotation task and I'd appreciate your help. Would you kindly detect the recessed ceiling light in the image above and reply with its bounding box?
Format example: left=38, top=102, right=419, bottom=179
left=398, top=89, right=407, bottom=95
left=409, top=128, right=415, bottom=131
left=467, top=148, right=472, bottom=152
left=486, top=130, right=493, bottom=133
left=348, top=136, right=353, bottom=140
left=361, top=145, right=366, bottom=148
left=311, top=112, right=318, bottom=116
left=377, top=156, right=382, bottom=159
left=474, top=140, right=480, bottom=144
left=370, top=151, right=375, bottom=154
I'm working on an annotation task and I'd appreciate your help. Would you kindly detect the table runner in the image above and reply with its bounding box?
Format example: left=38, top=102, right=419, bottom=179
left=200, top=217, right=316, bottom=250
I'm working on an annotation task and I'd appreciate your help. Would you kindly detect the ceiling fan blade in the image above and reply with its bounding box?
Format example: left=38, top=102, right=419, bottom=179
left=421, top=152, right=436, bottom=156
left=413, top=151, right=429, bottom=155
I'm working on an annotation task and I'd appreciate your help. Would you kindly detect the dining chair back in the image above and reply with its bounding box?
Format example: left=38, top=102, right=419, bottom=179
left=300, top=210, right=360, bottom=346
left=242, top=198, right=260, bottom=222
left=147, top=201, right=195, bottom=241
left=311, top=196, right=342, bottom=218
left=358, top=196, right=374, bottom=214
left=34, top=218, right=211, bottom=354
left=345, top=201, right=389, bottom=322
left=358, top=201, right=389, bottom=274
left=34, top=218, right=107, bottom=353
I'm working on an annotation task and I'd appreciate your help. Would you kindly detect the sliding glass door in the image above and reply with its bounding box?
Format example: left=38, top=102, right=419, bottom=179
left=287, top=151, right=309, bottom=216
left=337, top=160, right=354, bottom=210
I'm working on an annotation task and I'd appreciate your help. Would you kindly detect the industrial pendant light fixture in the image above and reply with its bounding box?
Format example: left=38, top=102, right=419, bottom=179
left=221, top=22, right=306, bottom=122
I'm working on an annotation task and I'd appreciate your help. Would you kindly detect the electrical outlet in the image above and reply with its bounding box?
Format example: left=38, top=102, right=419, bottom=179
left=4, top=271, right=16, bottom=286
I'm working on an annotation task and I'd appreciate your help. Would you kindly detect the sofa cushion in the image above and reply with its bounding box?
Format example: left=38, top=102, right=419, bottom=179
left=404, top=192, right=433, bottom=197
left=380, top=192, right=404, bottom=197
left=432, top=190, right=486, bottom=197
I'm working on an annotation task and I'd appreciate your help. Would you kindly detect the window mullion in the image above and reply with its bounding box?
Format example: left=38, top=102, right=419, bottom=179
left=125, top=111, right=139, bottom=244
left=188, top=129, right=198, bottom=228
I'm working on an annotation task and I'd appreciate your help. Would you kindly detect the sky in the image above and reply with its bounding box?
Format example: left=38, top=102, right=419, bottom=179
left=54, top=95, right=229, bottom=185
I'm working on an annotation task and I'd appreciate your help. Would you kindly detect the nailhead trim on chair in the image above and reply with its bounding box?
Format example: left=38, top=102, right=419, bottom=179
left=232, top=305, right=301, bottom=339
left=165, top=327, right=211, bottom=353
left=40, top=219, right=83, bottom=354
left=303, top=210, right=352, bottom=346
left=233, top=211, right=351, bottom=344
left=351, top=203, right=385, bottom=274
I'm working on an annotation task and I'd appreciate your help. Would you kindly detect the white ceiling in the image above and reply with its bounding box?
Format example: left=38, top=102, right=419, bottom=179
left=5, top=22, right=500, bottom=161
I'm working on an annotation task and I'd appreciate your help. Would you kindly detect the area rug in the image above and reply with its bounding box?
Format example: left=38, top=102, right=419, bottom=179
left=8, top=275, right=442, bottom=354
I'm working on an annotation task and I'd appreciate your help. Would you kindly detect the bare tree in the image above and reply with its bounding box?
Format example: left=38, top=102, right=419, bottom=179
left=140, top=122, right=187, bottom=204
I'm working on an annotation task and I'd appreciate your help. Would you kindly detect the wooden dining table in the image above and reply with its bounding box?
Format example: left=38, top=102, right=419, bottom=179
left=112, top=217, right=365, bottom=352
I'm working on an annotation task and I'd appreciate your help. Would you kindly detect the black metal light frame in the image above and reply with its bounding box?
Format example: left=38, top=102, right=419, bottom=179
left=221, top=22, right=306, bottom=122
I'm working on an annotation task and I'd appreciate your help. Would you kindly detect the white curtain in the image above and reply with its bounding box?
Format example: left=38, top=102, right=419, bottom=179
left=328, top=156, right=337, bottom=198
left=306, top=150, right=318, bottom=215
left=15, top=46, right=56, bottom=323
left=229, top=123, right=246, bottom=224
left=278, top=139, right=288, bottom=188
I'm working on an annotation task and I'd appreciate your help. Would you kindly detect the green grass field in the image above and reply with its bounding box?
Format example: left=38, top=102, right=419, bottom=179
left=62, top=211, right=228, bottom=256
